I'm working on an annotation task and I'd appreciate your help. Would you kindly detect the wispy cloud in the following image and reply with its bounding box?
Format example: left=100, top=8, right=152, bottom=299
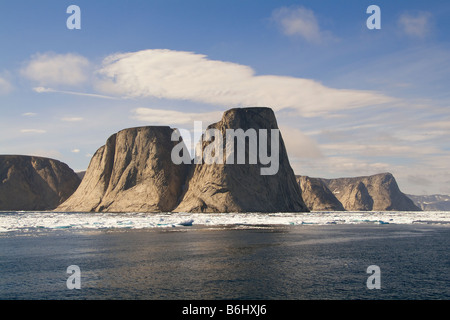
left=98, top=49, right=393, bottom=117
left=22, top=112, right=37, bottom=117
left=33, top=87, right=118, bottom=100
left=21, top=52, right=90, bottom=86
left=417, top=119, right=450, bottom=130
left=289, top=105, right=450, bottom=195
left=271, top=6, right=334, bottom=44
left=398, top=11, right=433, bottom=38
left=321, top=143, right=442, bottom=158
left=20, top=129, right=46, bottom=134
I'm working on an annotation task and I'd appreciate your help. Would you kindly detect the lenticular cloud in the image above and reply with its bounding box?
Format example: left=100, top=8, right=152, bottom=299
left=96, top=49, right=394, bottom=117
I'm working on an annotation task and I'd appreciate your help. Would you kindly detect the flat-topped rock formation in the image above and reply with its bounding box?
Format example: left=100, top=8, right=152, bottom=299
left=49, top=108, right=419, bottom=213
left=321, top=173, right=421, bottom=211
left=56, top=126, right=190, bottom=212
left=174, top=107, right=309, bottom=213
left=297, top=173, right=421, bottom=211
left=0, top=155, right=81, bottom=211
left=296, top=176, right=345, bottom=211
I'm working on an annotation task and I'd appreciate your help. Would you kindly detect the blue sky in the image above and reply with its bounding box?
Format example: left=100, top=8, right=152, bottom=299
left=0, top=0, right=449, bottom=195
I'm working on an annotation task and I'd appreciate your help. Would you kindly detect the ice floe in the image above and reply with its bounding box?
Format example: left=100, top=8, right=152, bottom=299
left=0, top=211, right=449, bottom=233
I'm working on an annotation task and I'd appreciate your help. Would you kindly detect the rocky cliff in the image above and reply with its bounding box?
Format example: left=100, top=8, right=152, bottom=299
left=0, top=155, right=81, bottom=211
left=174, top=107, right=309, bottom=213
left=321, top=173, right=421, bottom=211
left=407, top=194, right=450, bottom=211
left=296, top=176, right=345, bottom=211
left=56, top=126, right=189, bottom=212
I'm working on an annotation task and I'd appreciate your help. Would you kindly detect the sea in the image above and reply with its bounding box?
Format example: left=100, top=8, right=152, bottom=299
left=0, top=211, right=449, bottom=301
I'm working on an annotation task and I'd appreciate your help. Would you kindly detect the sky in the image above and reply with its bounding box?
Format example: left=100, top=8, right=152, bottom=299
left=0, top=0, right=449, bottom=195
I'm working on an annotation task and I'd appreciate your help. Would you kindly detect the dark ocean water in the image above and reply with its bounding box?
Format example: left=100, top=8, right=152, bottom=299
left=0, top=224, right=449, bottom=300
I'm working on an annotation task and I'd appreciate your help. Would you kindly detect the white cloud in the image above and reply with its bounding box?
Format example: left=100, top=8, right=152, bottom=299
left=398, top=12, right=432, bottom=38
left=97, top=49, right=393, bottom=117
left=22, top=52, right=90, bottom=86
left=20, top=129, right=46, bottom=134
left=22, top=112, right=37, bottom=117
left=33, top=86, right=52, bottom=93
left=271, top=6, right=332, bottom=44
left=33, top=86, right=117, bottom=99
left=0, top=76, right=13, bottom=95
left=71, top=149, right=81, bottom=153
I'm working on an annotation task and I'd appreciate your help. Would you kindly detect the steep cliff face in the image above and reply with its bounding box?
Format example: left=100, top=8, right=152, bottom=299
left=174, top=107, right=309, bottom=213
left=296, top=176, right=345, bottom=211
left=0, top=155, right=80, bottom=211
left=56, top=126, right=189, bottom=212
left=322, top=173, right=421, bottom=211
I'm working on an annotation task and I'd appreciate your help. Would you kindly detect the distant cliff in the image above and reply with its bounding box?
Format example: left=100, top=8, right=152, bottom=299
left=296, top=176, right=344, bottom=211
left=297, top=173, right=421, bottom=211
left=56, top=126, right=189, bottom=213
left=0, top=155, right=81, bottom=211
left=407, top=194, right=450, bottom=211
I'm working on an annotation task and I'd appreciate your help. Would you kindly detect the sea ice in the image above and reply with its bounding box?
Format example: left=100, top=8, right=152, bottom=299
left=0, top=211, right=449, bottom=233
